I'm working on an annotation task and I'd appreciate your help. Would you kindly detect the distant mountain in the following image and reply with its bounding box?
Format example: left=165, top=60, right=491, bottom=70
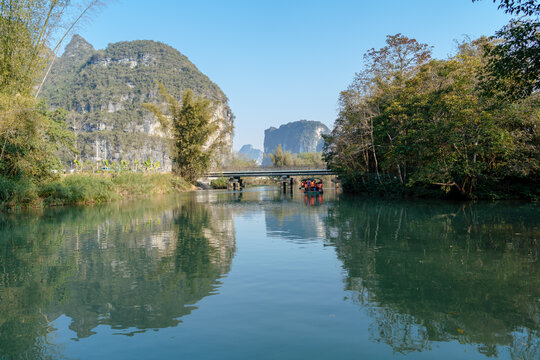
left=263, top=120, right=330, bottom=165
left=238, top=144, right=263, bottom=165
left=40, top=35, right=233, bottom=170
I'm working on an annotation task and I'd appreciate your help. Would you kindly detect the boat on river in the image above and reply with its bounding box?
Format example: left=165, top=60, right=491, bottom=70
left=300, top=178, right=323, bottom=194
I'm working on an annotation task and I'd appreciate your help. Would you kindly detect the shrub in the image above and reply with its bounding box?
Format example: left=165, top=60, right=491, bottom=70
left=39, top=181, right=73, bottom=203
left=63, top=175, right=116, bottom=203
left=210, top=177, right=228, bottom=189
left=38, top=175, right=117, bottom=205
left=0, top=176, right=15, bottom=203
left=111, top=173, right=154, bottom=196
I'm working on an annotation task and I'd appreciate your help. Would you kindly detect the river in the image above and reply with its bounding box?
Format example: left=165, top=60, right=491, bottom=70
left=0, top=187, right=538, bottom=359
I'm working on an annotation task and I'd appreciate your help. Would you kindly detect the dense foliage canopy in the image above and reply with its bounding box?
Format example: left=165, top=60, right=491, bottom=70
left=474, top=0, right=539, bottom=99
left=324, top=34, right=539, bottom=199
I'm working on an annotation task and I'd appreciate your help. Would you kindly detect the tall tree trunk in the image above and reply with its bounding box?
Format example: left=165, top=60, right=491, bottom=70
left=370, top=118, right=382, bottom=184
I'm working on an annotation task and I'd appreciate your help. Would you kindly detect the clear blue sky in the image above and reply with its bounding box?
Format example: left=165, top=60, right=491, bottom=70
left=73, top=0, right=513, bottom=150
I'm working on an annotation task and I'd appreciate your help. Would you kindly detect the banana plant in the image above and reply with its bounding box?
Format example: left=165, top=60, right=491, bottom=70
left=153, top=160, right=160, bottom=173
left=142, top=158, right=152, bottom=173
left=73, top=158, right=82, bottom=172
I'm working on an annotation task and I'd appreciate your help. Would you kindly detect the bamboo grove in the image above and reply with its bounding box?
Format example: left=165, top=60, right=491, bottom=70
left=0, top=1, right=101, bottom=200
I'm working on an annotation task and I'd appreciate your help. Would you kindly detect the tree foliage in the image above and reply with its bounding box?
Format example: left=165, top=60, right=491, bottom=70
left=0, top=0, right=103, bottom=96
left=474, top=0, right=539, bottom=16
left=267, top=144, right=325, bottom=168
left=0, top=0, right=101, bottom=187
left=474, top=0, right=539, bottom=99
left=223, top=153, right=259, bottom=169
left=0, top=94, right=74, bottom=180
left=267, top=144, right=294, bottom=167
left=324, top=34, right=539, bottom=199
left=144, top=85, right=230, bottom=182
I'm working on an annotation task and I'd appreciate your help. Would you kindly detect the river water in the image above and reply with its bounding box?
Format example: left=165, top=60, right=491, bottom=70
left=0, top=187, right=538, bottom=359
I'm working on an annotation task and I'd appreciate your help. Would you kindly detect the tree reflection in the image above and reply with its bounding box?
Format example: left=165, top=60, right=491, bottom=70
left=0, top=196, right=235, bottom=358
left=0, top=212, right=76, bottom=359
left=326, top=199, right=539, bottom=358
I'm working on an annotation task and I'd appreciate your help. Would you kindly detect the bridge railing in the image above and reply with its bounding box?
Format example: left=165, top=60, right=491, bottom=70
left=210, top=166, right=329, bottom=172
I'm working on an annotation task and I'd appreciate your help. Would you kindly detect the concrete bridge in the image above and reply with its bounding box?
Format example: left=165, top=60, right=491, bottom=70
left=205, top=168, right=337, bottom=191
left=206, top=169, right=336, bottom=178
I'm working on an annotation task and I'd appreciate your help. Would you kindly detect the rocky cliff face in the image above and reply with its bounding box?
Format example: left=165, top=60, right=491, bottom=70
left=238, top=144, right=263, bottom=165
left=40, top=35, right=234, bottom=170
left=263, top=120, right=330, bottom=164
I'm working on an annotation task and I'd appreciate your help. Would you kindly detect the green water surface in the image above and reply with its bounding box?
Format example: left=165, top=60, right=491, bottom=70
left=0, top=188, right=538, bottom=359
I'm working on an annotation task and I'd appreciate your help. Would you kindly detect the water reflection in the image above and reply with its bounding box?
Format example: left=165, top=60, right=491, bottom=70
left=265, top=195, right=329, bottom=242
left=303, top=193, right=324, bottom=206
left=198, top=187, right=333, bottom=242
left=0, top=196, right=235, bottom=359
left=198, top=187, right=335, bottom=242
left=325, top=199, right=539, bottom=358
left=0, top=190, right=538, bottom=359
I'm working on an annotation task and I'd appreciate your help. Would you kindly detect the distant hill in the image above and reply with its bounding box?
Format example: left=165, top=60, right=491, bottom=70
left=263, top=120, right=330, bottom=165
left=40, top=35, right=233, bottom=170
left=238, top=144, right=263, bottom=165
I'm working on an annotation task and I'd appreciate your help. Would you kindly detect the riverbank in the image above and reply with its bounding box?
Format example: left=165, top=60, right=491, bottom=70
left=336, top=175, right=539, bottom=201
left=0, top=173, right=194, bottom=210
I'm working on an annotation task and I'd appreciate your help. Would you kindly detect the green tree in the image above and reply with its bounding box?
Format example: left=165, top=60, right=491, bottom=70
left=144, top=85, right=230, bottom=181
left=0, top=94, right=74, bottom=180
left=474, top=0, right=539, bottom=16
left=473, top=0, right=539, bottom=99
left=268, top=144, right=294, bottom=168
left=293, top=152, right=325, bottom=167
left=324, top=34, right=539, bottom=199
left=324, top=34, right=432, bottom=189
left=224, top=153, right=258, bottom=169
left=0, top=0, right=101, bottom=192
left=387, top=42, right=513, bottom=196
left=0, top=0, right=103, bottom=97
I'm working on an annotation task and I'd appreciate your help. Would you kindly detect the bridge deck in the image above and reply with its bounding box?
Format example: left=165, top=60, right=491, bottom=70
left=206, top=169, right=335, bottom=178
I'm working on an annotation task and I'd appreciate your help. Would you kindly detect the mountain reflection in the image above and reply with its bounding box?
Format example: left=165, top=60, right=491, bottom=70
left=0, top=196, right=235, bottom=358
left=1, top=190, right=538, bottom=359
left=325, top=199, right=539, bottom=359
left=265, top=197, right=329, bottom=241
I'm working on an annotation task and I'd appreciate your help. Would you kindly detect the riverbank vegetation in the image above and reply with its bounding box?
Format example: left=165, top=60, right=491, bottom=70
left=0, top=1, right=120, bottom=209
left=0, top=173, right=192, bottom=209
left=0, top=2, right=207, bottom=209
left=210, top=177, right=228, bottom=189
left=323, top=1, right=539, bottom=200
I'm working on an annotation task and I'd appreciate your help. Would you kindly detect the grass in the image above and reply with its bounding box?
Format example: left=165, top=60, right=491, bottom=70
left=210, top=177, right=228, bottom=189
left=0, top=173, right=194, bottom=209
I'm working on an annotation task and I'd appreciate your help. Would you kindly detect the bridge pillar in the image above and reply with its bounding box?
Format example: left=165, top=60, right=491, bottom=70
left=227, top=177, right=236, bottom=191
left=227, top=177, right=245, bottom=191
left=332, top=176, right=341, bottom=189
left=281, top=176, right=294, bottom=193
